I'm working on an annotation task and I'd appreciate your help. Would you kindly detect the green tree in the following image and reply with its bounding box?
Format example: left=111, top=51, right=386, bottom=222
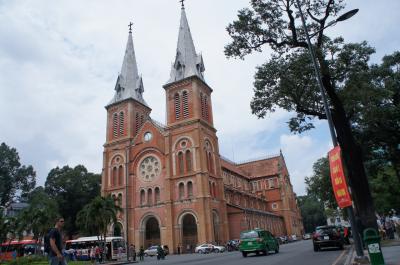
left=76, top=195, right=121, bottom=237
left=76, top=195, right=121, bottom=260
left=305, top=157, right=337, bottom=209
left=45, top=165, right=101, bottom=238
left=0, top=142, right=36, bottom=206
left=18, top=187, right=60, bottom=240
left=225, top=0, right=378, bottom=228
left=297, top=195, right=327, bottom=233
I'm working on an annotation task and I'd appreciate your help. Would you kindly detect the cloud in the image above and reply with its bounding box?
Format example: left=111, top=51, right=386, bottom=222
left=0, top=0, right=398, bottom=195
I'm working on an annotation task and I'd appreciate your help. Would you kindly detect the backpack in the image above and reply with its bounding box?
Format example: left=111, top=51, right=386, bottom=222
left=44, top=228, right=54, bottom=253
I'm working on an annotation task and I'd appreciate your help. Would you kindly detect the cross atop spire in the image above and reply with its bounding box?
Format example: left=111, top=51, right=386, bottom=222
left=107, top=25, right=147, bottom=108
left=179, top=0, right=185, bottom=9
left=165, top=3, right=205, bottom=85
left=128, top=22, right=133, bottom=33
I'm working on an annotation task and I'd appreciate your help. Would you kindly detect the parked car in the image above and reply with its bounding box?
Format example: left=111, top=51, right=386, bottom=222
left=211, top=244, right=225, bottom=253
left=195, top=244, right=213, bottom=254
left=144, top=246, right=158, bottom=257
left=312, top=226, right=344, bottom=251
left=239, top=228, right=279, bottom=257
left=303, top=233, right=311, bottom=240
left=144, top=245, right=169, bottom=257
left=291, top=234, right=297, bottom=241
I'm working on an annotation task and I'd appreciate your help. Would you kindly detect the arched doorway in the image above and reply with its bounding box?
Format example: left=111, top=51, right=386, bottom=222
left=182, top=214, right=197, bottom=253
left=144, top=217, right=160, bottom=248
left=212, top=211, right=220, bottom=244
left=113, top=222, right=123, bottom=237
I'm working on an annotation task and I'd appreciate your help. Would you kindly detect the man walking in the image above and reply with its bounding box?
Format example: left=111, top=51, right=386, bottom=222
left=49, top=217, right=66, bottom=265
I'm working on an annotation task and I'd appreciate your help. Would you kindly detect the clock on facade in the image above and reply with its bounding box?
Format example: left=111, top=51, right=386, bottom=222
left=139, top=155, right=161, bottom=182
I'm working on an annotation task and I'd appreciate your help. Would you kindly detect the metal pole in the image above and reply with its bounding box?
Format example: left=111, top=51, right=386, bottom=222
left=295, top=0, right=364, bottom=258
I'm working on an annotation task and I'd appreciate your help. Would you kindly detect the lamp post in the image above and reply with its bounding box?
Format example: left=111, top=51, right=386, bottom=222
left=294, top=0, right=365, bottom=259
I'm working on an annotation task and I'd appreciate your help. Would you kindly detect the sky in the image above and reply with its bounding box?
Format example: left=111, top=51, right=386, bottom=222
left=0, top=0, right=399, bottom=196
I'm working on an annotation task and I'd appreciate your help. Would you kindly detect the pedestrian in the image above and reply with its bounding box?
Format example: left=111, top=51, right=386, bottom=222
left=95, top=246, right=100, bottom=264
left=156, top=245, right=164, bottom=260
left=177, top=244, right=180, bottom=255
left=385, top=213, right=395, bottom=239
left=90, top=246, right=95, bottom=265
left=186, top=244, right=190, bottom=254
left=138, top=246, right=144, bottom=261
left=48, top=217, right=67, bottom=265
left=129, top=244, right=136, bottom=262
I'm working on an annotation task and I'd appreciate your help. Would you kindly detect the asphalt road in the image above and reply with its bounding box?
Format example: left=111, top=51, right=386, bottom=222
left=130, top=240, right=349, bottom=265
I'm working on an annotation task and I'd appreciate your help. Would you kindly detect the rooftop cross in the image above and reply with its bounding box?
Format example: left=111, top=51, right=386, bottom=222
left=179, top=0, right=185, bottom=9
left=128, top=22, right=133, bottom=33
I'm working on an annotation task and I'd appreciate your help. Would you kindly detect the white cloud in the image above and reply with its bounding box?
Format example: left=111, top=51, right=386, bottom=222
left=0, top=0, right=398, bottom=194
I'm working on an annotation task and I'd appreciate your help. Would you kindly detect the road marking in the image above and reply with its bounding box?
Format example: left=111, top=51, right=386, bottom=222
left=331, top=249, right=346, bottom=265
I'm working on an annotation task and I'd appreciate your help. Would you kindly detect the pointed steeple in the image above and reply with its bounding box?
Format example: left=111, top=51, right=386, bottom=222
left=107, top=27, right=147, bottom=107
left=166, top=5, right=205, bottom=85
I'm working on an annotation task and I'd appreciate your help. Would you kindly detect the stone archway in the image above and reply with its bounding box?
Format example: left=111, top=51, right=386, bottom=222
left=181, top=214, right=198, bottom=253
left=144, top=217, right=160, bottom=248
left=113, top=222, right=123, bottom=237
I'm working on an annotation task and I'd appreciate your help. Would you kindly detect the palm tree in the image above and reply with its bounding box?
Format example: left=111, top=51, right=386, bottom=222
left=77, top=195, right=121, bottom=260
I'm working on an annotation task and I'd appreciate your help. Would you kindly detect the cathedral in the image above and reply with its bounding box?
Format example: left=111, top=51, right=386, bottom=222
left=101, top=4, right=303, bottom=253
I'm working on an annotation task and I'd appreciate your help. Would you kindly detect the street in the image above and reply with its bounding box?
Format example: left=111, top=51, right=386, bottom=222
left=131, top=240, right=349, bottom=265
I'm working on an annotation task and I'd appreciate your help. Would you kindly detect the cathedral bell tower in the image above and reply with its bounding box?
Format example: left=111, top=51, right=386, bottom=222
left=163, top=3, right=228, bottom=245
left=163, top=5, right=213, bottom=128
left=105, top=26, right=151, bottom=143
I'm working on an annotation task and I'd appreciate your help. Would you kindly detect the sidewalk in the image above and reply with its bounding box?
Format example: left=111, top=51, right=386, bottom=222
left=346, top=239, right=400, bottom=265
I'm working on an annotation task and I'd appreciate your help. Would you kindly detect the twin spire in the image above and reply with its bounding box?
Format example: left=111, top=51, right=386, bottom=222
left=108, top=3, right=205, bottom=107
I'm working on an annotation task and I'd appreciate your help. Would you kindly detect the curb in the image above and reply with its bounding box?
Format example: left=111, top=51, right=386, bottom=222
left=344, top=246, right=355, bottom=265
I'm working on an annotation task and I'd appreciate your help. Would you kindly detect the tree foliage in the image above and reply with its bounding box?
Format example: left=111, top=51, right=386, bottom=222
left=305, top=157, right=337, bottom=209
left=0, top=142, right=36, bottom=206
left=45, top=165, right=101, bottom=238
left=76, top=195, right=121, bottom=237
left=224, top=0, right=398, bottom=228
left=297, top=195, right=327, bottom=233
left=18, top=187, right=60, bottom=240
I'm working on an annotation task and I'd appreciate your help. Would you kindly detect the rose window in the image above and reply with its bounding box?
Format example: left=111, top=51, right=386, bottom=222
left=139, top=156, right=161, bottom=182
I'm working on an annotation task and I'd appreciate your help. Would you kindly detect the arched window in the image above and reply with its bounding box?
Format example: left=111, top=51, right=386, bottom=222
left=118, top=194, right=122, bottom=206
left=112, top=194, right=117, bottom=204
left=140, top=190, right=145, bottom=205
left=118, top=165, right=123, bottom=186
left=174, top=93, right=181, bottom=120
left=182, top=91, right=189, bottom=118
left=112, top=167, right=117, bottom=186
left=213, top=182, right=217, bottom=198
left=209, top=181, right=213, bottom=197
left=187, top=181, right=193, bottom=197
left=119, top=112, right=124, bottom=136
left=208, top=152, right=214, bottom=174
left=155, top=187, right=160, bottom=203
left=178, top=152, right=184, bottom=174
left=185, top=150, right=192, bottom=172
left=179, top=183, right=185, bottom=199
left=205, top=150, right=209, bottom=171
left=147, top=188, right=153, bottom=205
left=113, top=113, right=118, bottom=137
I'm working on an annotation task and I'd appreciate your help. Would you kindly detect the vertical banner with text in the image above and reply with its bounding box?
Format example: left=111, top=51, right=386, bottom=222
left=328, top=146, right=353, bottom=208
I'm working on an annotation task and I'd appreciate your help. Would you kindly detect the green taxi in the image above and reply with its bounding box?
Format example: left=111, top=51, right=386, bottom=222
left=239, top=228, right=279, bottom=257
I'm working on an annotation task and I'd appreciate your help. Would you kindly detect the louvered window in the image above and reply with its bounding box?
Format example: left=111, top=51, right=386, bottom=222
left=182, top=91, right=189, bottom=118
left=113, top=113, right=118, bottom=137
left=135, top=113, right=139, bottom=133
left=118, top=165, right=123, bottom=186
left=200, top=93, right=205, bottom=118
left=140, top=115, right=144, bottom=126
left=204, top=97, right=209, bottom=120
left=174, top=93, right=180, bottom=120
left=119, top=112, right=124, bottom=136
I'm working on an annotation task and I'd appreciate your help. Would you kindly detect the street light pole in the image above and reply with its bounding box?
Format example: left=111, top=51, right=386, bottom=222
left=294, top=0, right=365, bottom=258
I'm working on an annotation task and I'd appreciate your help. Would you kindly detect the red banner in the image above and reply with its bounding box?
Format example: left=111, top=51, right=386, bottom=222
left=328, top=146, right=353, bottom=208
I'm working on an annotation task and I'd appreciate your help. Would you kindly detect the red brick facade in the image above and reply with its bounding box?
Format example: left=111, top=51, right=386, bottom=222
left=102, top=75, right=303, bottom=252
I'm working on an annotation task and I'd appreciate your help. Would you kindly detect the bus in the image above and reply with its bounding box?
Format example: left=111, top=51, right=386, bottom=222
left=65, top=236, right=126, bottom=261
left=0, top=240, right=39, bottom=261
